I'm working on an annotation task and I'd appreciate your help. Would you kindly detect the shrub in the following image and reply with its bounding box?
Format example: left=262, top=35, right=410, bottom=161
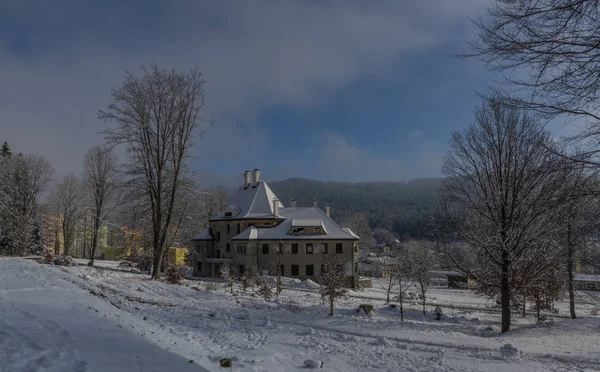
left=257, top=280, right=273, bottom=301
left=433, top=305, right=444, bottom=321
left=165, top=264, right=186, bottom=284
left=44, top=252, right=54, bottom=265
left=53, top=255, right=75, bottom=266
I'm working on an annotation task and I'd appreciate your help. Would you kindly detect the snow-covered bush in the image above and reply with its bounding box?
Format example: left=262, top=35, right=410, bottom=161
left=240, top=270, right=252, bottom=292
left=257, top=280, right=273, bottom=300
left=165, top=264, right=186, bottom=284
left=53, top=255, right=75, bottom=266
left=220, top=264, right=236, bottom=294
left=44, top=251, right=54, bottom=265
left=433, top=305, right=444, bottom=321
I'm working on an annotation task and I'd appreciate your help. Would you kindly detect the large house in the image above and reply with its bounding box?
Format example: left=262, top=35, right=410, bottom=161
left=191, top=169, right=360, bottom=287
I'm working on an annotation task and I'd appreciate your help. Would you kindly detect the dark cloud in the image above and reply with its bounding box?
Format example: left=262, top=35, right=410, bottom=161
left=0, top=1, right=490, bottom=183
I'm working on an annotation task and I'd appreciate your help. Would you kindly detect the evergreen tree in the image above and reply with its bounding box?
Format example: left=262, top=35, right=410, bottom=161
left=29, top=219, right=45, bottom=256
left=1, top=142, right=11, bottom=157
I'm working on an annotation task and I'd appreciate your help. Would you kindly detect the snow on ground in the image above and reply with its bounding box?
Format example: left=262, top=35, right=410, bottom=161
left=0, top=258, right=205, bottom=372
left=5, top=258, right=600, bottom=371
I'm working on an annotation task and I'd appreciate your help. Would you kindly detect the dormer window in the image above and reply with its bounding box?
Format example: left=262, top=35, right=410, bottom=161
left=225, top=212, right=232, bottom=217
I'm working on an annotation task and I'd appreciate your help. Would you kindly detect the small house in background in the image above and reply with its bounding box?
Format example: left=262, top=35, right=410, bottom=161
left=370, top=243, right=391, bottom=256
left=574, top=273, right=600, bottom=291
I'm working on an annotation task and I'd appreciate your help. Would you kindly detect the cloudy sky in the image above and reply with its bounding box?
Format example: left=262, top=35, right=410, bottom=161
left=0, top=0, right=497, bottom=186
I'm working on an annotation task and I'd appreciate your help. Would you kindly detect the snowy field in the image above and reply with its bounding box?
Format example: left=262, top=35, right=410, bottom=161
left=3, top=258, right=600, bottom=371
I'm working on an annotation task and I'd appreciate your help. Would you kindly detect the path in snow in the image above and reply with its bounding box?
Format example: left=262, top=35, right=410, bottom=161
left=0, top=258, right=206, bottom=372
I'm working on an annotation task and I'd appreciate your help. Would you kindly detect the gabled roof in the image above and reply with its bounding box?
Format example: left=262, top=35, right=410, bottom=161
left=231, top=207, right=359, bottom=241
left=191, top=228, right=213, bottom=241
left=211, top=181, right=284, bottom=220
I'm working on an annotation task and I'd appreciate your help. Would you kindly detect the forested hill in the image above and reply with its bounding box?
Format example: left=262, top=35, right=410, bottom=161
left=269, top=178, right=443, bottom=240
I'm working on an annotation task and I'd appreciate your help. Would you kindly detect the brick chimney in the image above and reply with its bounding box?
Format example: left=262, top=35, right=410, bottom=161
left=273, top=198, right=280, bottom=218
left=289, top=198, right=296, bottom=208
left=326, top=205, right=331, bottom=217
left=312, top=199, right=318, bottom=208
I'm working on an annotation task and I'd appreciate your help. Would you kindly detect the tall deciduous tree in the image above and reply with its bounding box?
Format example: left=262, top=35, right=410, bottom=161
left=441, top=98, right=574, bottom=332
left=405, top=240, right=434, bottom=315
left=319, top=256, right=347, bottom=316
left=99, top=65, right=209, bottom=279
left=83, top=146, right=119, bottom=266
left=341, top=212, right=374, bottom=250
left=53, top=175, right=82, bottom=256
left=469, top=0, right=600, bottom=165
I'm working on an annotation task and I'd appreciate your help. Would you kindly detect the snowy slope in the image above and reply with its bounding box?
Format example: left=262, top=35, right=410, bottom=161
left=5, top=258, right=600, bottom=372
left=0, top=258, right=206, bottom=372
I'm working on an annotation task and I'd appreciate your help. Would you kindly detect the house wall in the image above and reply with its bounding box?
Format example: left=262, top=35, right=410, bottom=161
left=192, top=222, right=359, bottom=288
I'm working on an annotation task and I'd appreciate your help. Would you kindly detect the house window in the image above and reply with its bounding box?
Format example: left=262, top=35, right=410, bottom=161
left=306, top=243, right=313, bottom=254
left=225, top=212, right=232, bottom=217
left=292, top=243, right=298, bottom=254
left=236, top=245, right=247, bottom=255
left=280, top=264, right=284, bottom=275
left=306, top=265, right=314, bottom=276
left=197, top=262, right=202, bottom=272
left=354, top=262, right=358, bottom=272
left=239, top=265, right=245, bottom=274
left=226, top=243, right=230, bottom=252
left=321, top=243, right=328, bottom=254
left=227, top=224, right=230, bottom=234
left=216, top=231, right=221, bottom=242
left=237, top=223, right=241, bottom=234
left=196, top=244, right=203, bottom=254
left=262, top=244, right=269, bottom=254
left=336, top=243, right=343, bottom=254
left=291, top=265, right=299, bottom=276
left=315, top=227, right=321, bottom=233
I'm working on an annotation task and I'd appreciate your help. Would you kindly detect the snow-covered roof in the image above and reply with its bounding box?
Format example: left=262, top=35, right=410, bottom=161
left=191, top=228, right=213, bottom=241
left=211, top=181, right=284, bottom=220
left=291, top=219, right=323, bottom=227
left=232, top=207, right=359, bottom=241
left=575, top=273, right=600, bottom=282
left=233, top=226, right=259, bottom=240
left=341, top=227, right=359, bottom=239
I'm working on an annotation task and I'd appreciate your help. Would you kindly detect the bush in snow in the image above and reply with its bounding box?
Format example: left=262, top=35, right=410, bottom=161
left=240, top=270, right=252, bottom=292
left=257, top=279, right=273, bottom=301
left=44, top=251, right=54, bottom=265
left=165, top=264, right=186, bottom=284
left=433, top=306, right=444, bottom=321
left=220, top=264, right=236, bottom=294
left=53, top=255, right=75, bottom=266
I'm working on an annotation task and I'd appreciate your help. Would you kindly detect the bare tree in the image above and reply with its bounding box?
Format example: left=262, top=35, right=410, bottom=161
left=220, top=263, right=236, bottom=294
left=341, top=213, right=374, bottom=250
left=99, top=65, right=210, bottom=279
left=441, top=98, right=575, bottom=332
left=469, top=1, right=600, bottom=165
left=83, top=146, right=119, bottom=266
left=375, top=257, right=398, bottom=304
left=319, top=256, right=347, bottom=316
left=556, top=179, right=598, bottom=319
left=53, top=175, right=82, bottom=256
left=394, top=259, right=413, bottom=322
left=405, top=240, right=434, bottom=315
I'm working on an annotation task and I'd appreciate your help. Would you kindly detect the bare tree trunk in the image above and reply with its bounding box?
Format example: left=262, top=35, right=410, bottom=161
left=501, top=255, right=511, bottom=333
left=399, top=281, right=404, bottom=322
left=567, top=224, right=576, bottom=319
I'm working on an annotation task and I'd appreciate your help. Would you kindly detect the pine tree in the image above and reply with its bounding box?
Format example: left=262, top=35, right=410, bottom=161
left=0, top=142, right=11, bottom=157
left=29, top=219, right=45, bottom=256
